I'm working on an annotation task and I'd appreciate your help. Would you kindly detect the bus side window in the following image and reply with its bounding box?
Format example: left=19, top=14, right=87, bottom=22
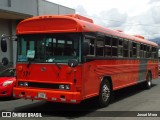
left=156, top=48, right=158, bottom=59
left=149, top=46, right=152, bottom=58
left=123, top=40, right=129, bottom=57
left=118, top=38, right=123, bottom=57
left=144, top=45, right=147, bottom=58
left=105, top=36, right=112, bottom=57
left=137, top=43, right=140, bottom=58
left=129, top=41, right=132, bottom=58
left=140, top=44, right=144, bottom=58
left=133, top=42, right=137, bottom=58
left=96, top=38, right=104, bottom=56
left=84, top=38, right=95, bottom=56
left=152, top=47, right=157, bottom=59
left=146, top=46, right=150, bottom=58
left=111, top=37, right=118, bottom=57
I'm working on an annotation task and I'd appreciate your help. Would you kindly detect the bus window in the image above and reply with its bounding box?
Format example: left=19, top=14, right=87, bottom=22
left=123, top=40, right=129, bottom=57
left=64, top=41, right=74, bottom=56
left=84, top=37, right=95, bottom=56
left=17, top=33, right=80, bottom=63
left=158, top=49, right=160, bottom=59
left=118, top=38, right=123, bottom=57
left=105, top=36, right=112, bottom=57
left=96, top=38, right=104, bottom=56
left=152, top=47, right=157, bottom=59
left=129, top=41, right=132, bottom=58
left=111, top=37, right=118, bottom=57
left=140, top=44, right=144, bottom=58
left=133, top=42, right=137, bottom=58
left=137, top=43, right=140, bottom=58
left=144, top=45, right=147, bottom=58
left=149, top=46, right=152, bottom=58
left=146, top=46, right=150, bottom=58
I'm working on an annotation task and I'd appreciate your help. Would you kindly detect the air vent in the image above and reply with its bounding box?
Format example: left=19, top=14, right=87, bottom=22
left=134, top=35, right=145, bottom=39
left=116, top=30, right=123, bottom=32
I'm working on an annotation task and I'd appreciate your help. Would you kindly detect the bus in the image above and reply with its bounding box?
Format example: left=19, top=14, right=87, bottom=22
left=13, top=14, right=158, bottom=107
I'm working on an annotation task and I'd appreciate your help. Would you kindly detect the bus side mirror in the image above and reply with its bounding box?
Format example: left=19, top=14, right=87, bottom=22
left=68, top=59, right=78, bottom=67
left=83, top=42, right=89, bottom=56
left=1, top=35, right=7, bottom=52
left=2, top=57, right=9, bottom=66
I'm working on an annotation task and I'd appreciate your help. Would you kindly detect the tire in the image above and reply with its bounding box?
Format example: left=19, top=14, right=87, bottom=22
left=98, top=80, right=112, bottom=107
left=144, top=72, right=152, bottom=89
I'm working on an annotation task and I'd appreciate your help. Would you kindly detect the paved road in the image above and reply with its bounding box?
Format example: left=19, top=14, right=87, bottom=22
left=1, top=77, right=160, bottom=120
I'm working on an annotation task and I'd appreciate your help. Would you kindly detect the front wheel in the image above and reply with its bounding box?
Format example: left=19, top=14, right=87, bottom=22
left=98, top=80, right=112, bottom=107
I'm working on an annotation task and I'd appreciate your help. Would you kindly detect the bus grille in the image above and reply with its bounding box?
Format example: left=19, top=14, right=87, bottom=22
left=18, top=81, right=60, bottom=89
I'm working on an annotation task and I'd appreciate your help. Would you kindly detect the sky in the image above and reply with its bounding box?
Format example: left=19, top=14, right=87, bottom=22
left=47, top=0, right=160, bottom=40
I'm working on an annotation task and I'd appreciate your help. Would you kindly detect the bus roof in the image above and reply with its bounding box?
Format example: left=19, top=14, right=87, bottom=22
left=17, top=14, right=158, bottom=47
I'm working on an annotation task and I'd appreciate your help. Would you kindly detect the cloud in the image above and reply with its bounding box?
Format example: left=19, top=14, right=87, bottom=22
left=99, top=8, right=127, bottom=27
left=124, top=6, right=160, bottom=39
left=76, top=5, right=88, bottom=16
left=93, top=6, right=160, bottom=40
left=75, top=5, right=160, bottom=39
left=149, top=0, right=160, bottom=3
left=75, top=7, right=128, bottom=29
left=151, top=7, right=160, bottom=24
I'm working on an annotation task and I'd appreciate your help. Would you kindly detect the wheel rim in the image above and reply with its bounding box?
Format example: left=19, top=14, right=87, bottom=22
left=102, top=84, right=110, bottom=102
left=147, top=74, right=152, bottom=87
left=148, top=80, right=151, bottom=86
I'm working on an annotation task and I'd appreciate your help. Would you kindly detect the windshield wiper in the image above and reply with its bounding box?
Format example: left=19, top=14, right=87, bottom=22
left=27, top=58, right=33, bottom=68
left=53, top=58, right=61, bottom=70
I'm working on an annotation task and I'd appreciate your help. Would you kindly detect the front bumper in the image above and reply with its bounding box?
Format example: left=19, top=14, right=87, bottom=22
left=13, top=87, right=82, bottom=103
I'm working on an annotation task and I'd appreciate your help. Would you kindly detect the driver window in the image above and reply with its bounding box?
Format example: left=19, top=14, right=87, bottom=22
left=84, top=37, right=95, bottom=56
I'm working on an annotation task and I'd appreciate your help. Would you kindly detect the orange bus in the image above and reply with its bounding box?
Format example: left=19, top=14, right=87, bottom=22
left=13, top=14, right=158, bottom=107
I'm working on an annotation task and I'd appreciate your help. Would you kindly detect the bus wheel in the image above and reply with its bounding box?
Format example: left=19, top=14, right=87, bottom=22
left=98, top=80, right=111, bottom=107
left=144, top=72, right=152, bottom=89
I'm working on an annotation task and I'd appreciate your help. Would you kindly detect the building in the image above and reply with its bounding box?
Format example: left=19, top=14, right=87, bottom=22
left=0, top=0, right=75, bottom=69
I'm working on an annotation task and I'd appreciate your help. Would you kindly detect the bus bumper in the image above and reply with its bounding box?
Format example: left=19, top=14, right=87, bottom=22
left=13, top=87, right=82, bottom=104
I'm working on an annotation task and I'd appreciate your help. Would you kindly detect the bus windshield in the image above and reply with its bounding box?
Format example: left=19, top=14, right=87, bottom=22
left=17, top=33, right=81, bottom=63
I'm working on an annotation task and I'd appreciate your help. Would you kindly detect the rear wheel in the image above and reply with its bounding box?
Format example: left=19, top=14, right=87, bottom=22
left=98, top=80, right=112, bottom=107
left=144, top=72, right=152, bottom=89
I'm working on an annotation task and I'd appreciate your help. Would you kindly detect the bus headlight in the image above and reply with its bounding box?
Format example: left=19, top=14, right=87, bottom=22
left=18, top=82, right=28, bottom=87
left=24, top=82, right=28, bottom=86
left=59, top=84, right=70, bottom=90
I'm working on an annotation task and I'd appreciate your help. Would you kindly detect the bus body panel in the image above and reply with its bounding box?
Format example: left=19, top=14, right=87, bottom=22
left=82, top=59, right=158, bottom=93
left=15, top=63, right=83, bottom=103
left=14, top=59, right=158, bottom=103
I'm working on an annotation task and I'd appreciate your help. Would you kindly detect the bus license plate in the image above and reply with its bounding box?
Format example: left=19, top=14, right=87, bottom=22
left=38, top=93, right=46, bottom=99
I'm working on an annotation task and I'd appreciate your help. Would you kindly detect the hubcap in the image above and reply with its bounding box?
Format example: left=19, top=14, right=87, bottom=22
left=148, top=80, right=151, bottom=86
left=102, top=84, right=110, bottom=102
left=147, top=75, right=152, bottom=87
